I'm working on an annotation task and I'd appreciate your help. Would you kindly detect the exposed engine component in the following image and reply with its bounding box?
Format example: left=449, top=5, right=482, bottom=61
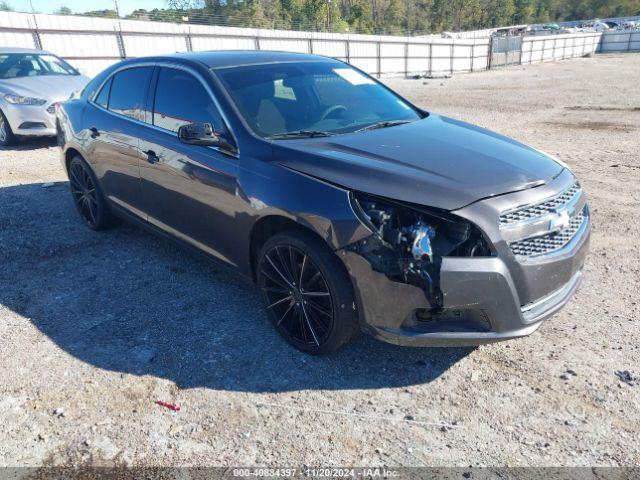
left=349, top=192, right=492, bottom=309
left=410, top=223, right=435, bottom=261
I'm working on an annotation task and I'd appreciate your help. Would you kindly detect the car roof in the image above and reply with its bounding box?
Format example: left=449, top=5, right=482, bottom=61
left=0, top=47, right=50, bottom=54
left=148, top=50, right=342, bottom=69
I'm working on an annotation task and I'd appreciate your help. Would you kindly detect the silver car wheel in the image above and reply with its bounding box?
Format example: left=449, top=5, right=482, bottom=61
left=0, top=115, right=7, bottom=143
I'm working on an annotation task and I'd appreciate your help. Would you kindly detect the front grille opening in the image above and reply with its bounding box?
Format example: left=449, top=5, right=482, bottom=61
left=509, top=207, right=587, bottom=258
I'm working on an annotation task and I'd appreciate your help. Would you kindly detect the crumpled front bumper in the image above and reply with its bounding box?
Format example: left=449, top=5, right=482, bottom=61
left=338, top=213, right=590, bottom=348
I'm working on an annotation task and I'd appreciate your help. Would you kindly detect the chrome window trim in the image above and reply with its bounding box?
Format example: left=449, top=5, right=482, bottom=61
left=88, top=61, right=239, bottom=159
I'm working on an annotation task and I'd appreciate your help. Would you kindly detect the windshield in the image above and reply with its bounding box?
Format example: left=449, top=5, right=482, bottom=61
left=0, top=53, right=79, bottom=79
left=215, top=62, right=422, bottom=138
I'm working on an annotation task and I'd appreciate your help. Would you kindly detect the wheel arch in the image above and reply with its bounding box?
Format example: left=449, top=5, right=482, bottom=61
left=64, top=147, right=83, bottom=172
left=249, top=215, right=333, bottom=282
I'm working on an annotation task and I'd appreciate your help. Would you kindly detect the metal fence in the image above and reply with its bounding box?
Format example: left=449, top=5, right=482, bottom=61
left=521, top=32, right=603, bottom=64
left=489, top=35, right=523, bottom=68
left=0, top=11, right=490, bottom=78
left=0, top=11, right=635, bottom=79
left=599, top=30, right=640, bottom=52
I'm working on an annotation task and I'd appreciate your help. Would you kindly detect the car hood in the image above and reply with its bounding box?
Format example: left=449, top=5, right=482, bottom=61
left=273, top=114, right=563, bottom=211
left=0, top=75, right=90, bottom=103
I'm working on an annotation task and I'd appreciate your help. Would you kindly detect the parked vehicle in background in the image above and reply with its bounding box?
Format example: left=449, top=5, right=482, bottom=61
left=0, top=47, right=89, bottom=146
left=57, top=51, right=591, bottom=354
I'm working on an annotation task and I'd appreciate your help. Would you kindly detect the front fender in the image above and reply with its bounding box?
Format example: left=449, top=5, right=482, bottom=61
left=241, top=157, right=371, bottom=249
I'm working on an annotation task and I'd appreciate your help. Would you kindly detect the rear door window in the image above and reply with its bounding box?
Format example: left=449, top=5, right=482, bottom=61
left=152, top=67, right=223, bottom=133
left=107, top=66, right=153, bottom=121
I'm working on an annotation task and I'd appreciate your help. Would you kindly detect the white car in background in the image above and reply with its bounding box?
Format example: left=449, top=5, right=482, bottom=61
left=0, top=47, right=90, bottom=146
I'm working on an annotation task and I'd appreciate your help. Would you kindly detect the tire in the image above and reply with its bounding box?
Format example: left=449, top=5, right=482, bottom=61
left=256, top=229, right=359, bottom=354
left=68, top=155, right=118, bottom=230
left=0, top=109, right=17, bottom=147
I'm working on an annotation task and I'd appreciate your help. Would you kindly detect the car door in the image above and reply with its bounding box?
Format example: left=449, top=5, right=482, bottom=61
left=83, top=66, right=154, bottom=218
left=137, top=65, right=241, bottom=266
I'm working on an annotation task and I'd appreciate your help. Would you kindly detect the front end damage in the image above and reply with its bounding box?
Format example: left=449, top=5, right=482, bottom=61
left=339, top=179, right=590, bottom=347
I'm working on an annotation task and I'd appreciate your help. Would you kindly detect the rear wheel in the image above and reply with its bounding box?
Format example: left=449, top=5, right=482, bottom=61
left=68, top=155, right=117, bottom=230
left=0, top=109, right=16, bottom=146
left=257, top=230, right=359, bottom=354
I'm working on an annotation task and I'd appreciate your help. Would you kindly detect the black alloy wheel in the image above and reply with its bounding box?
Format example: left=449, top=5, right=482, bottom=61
left=68, top=156, right=117, bottom=230
left=257, top=231, right=359, bottom=354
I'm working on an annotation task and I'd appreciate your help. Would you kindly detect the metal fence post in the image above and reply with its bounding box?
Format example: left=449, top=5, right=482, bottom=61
left=598, top=33, right=603, bottom=53
left=376, top=41, right=381, bottom=78
left=404, top=42, right=409, bottom=78
left=185, top=33, right=193, bottom=52
left=115, top=23, right=126, bottom=59
left=345, top=39, right=350, bottom=64
left=470, top=43, right=475, bottom=72
left=428, top=43, right=432, bottom=76
left=488, top=35, right=493, bottom=70
left=308, top=38, right=313, bottom=54
left=518, top=35, right=523, bottom=65
left=450, top=43, right=454, bottom=75
left=31, top=14, right=42, bottom=50
left=254, top=36, right=260, bottom=51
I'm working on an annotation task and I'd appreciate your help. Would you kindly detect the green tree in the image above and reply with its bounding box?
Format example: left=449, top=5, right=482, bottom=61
left=160, top=0, right=640, bottom=35
left=54, top=6, right=73, bottom=15
left=83, top=9, right=119, bottom=18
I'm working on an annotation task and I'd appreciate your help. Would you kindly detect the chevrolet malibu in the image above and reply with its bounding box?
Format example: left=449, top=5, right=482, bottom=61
left=57, top=51, right=590, bottom=354
left=0, top=47, right=89, bottom=146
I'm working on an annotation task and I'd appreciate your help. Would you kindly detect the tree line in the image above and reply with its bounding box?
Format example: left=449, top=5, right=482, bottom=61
left=1, top=0, right=639, bottom=35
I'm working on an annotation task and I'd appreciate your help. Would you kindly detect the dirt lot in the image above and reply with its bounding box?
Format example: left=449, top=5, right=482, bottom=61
left=1, top=53, right=639, bottom=468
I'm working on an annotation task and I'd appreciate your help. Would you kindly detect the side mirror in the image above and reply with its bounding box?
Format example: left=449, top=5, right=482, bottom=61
left=177, top=122, right=235, bottom=152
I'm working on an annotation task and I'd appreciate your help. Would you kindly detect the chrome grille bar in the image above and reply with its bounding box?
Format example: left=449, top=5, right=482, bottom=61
left=499, top=181, right=588, bottom=260
left=500, top=182, right=581, bottom=226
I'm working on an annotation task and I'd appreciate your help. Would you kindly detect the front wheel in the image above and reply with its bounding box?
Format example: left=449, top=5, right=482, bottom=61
left=257, top=230, right=359, bottom=354
left=0, top=109, right=16, bottom=146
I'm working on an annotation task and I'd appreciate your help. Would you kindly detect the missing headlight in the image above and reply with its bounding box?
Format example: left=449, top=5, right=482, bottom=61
left=348, top=192, right=492, bottom=309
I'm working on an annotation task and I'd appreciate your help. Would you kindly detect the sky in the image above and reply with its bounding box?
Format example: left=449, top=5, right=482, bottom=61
left=8, top=0, right=168, bottom=16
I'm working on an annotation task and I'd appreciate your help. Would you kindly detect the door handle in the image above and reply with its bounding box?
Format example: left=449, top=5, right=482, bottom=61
left=89, top=126, right=100, bottom=138
left=143, top=149, right=160, bottom=164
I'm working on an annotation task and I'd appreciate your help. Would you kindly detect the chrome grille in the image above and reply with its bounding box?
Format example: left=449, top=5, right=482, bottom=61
left=509, top=207, right=587, bottom=258
left=500, top=182, right=581, bottom=226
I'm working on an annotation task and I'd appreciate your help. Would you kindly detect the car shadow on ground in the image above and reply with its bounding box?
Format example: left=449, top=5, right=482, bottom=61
left=0, top=137, right=57, bottom=151
left=0, top=181, right=472, bottom=393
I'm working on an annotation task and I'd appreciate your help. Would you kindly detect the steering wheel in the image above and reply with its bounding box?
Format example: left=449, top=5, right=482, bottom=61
left=319, top=105, right=347, bottom=121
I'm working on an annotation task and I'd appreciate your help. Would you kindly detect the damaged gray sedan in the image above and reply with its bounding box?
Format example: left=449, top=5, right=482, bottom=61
left=57, top=51, right=590, bottom=354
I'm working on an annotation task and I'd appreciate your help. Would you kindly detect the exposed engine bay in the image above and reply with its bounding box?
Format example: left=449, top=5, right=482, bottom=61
left=349, top=192, right=492, bottom=310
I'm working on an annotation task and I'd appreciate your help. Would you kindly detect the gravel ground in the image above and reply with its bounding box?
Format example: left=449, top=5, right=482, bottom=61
left=0, top=53, right=639, bottom=468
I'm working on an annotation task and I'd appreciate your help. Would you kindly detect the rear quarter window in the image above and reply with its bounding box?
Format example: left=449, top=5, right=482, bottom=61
left=94, top=77, right=112, bottom=109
